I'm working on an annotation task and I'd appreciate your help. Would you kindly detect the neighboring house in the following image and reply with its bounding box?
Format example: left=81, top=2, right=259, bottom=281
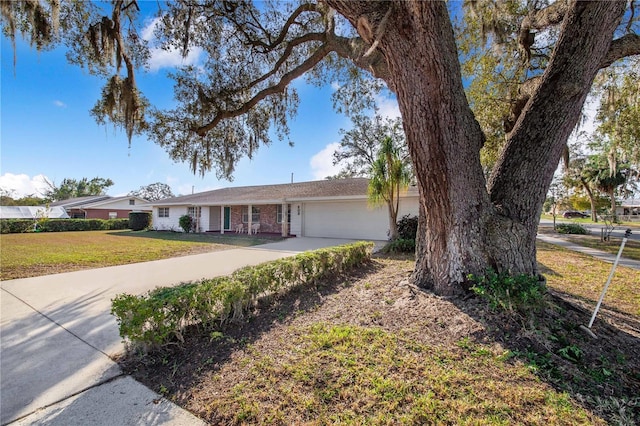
left=617, top=198, right=640, bottom=220
left=49, top=196, right=151, bottom=219
left=151, top=178, right=419, bottom=240
left=0, top=206, right=70, bottom=219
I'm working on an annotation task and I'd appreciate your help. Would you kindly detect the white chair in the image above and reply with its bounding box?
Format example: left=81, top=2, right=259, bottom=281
left=235, top=223, right=244, bottom=233
left=251, top=223, right=260, bottom=234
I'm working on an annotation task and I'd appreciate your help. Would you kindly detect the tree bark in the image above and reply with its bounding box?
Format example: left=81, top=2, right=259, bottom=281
left=581, top=179, right=598, bottom=222
left=326, top=0, right=627, bottom=295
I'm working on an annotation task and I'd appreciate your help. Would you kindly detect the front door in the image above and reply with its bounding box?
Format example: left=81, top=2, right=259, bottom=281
left=224, top=207, right=231, bottom=230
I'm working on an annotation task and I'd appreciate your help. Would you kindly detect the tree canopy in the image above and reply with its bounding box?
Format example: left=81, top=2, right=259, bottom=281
left=331, top=114, right=408, bottom=178
left=128, top=182, right=174, bottom=201
left=3, top=0, right=639, bottom=294
left=42, top=177, right=114, bottom=202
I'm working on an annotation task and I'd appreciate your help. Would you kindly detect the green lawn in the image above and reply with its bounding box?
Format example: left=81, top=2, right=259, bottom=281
left=537, top=241, right=640, bottom=316
left=0, top=230, right=275, bottom=280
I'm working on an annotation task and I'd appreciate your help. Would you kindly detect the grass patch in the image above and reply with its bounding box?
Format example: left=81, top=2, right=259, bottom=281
left=0, top=230, right=273, bottom=280
left=202, top=324, right=600, bottom=425
left=537, top=242, right=640, bottom=316
left=550, top=233, right=640, bottom=261
left=121, top=250, right=639, bottom=425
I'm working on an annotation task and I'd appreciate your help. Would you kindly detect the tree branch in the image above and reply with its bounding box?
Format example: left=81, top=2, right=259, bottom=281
left=601, top=33, right=640, bottom=68
left=507, top=33, right=640, bottom=132
left=518, top=1, right=568, bottom=64
left=236, top=3, right=319, bottom=52
left=328, top=33, right=390, bottom=83
left=194, top=44, right=332, bottom=137
left=246, top=32, right=325, bottom=90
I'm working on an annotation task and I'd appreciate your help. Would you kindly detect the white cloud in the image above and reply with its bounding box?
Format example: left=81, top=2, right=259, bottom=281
left=310, top=142, right=343, bottom=180
left=53, top=100, right=66, bottom=108
left=147, top=46, right=203, bottom=72
left=374, top=93, right=401, bottom=120
left=330, top=81, right=341, bottom=91
left=0, top=173, right=50, bottom=198
left=141, top=17, right=203, bottom=72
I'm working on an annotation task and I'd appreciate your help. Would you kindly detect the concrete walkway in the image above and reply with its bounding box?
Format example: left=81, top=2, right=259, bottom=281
left=536, top=234, right=640, bottom=270
left=0, top=237, right=362, bottom=425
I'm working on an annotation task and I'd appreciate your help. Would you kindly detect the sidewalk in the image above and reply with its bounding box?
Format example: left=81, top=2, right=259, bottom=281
left=0, top=237, right=359, bottom=425
left=536, top=234, right=640, bottom=270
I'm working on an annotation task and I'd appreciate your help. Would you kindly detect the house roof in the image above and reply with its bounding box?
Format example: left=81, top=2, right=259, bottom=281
left=621, top=198, right=640, bottom=208
left=153, top=178, right=419, bottom=206
left=79, top=196, right=150, bottom=209
left=48, top=195, right=150, bottom=210
left=49, top=196, right=111, bottom=208
left=0, top=206, right=70, bottom=219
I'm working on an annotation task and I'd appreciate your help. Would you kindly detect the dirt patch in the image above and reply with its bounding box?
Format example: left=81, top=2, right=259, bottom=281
left=119, top=255, right=640, bottom=424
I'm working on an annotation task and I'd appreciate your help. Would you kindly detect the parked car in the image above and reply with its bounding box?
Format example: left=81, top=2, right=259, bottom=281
left=563, top=211, right=588, bottom=218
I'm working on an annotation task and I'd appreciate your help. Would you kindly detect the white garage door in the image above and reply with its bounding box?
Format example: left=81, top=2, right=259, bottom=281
left=303, top=201, right=389, bottom=240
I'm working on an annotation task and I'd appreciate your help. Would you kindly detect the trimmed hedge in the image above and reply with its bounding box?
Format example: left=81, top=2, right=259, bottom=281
left=129, top=212, right=152, bottom=231
left=111, top=241, right=374, bottom=350
left=0, top=218, right=129, bottom=234
left=556, top=223, right=588, bottom=235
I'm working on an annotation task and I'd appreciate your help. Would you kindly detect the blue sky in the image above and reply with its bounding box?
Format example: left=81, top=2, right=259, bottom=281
left=0, top=4, right=399, bottom=198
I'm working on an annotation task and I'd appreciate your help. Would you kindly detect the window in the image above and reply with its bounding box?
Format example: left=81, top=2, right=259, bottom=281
left=242, top=206, right=260, bottom=223
left=188, top=206, right=201, bottom=218
left=129, top=199, right=135, bottom=205
left=108, top=212, right=117, bottom=219
left=276, top=204, right=291, bottom=224
left=158, top=207, right=170, bottom=218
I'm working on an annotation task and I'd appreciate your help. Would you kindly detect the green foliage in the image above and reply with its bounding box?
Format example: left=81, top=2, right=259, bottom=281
left=0, top=189, right=46, bottom=206
left=592, top=64, right=640, bottom=169
left=111, top=242, right=374, bottom=350
left=42, top=176, right=114, bottom=202
left=368, top=136, right=412, bottom=240
left=0, top=218, right=128, bottom=234
left=555, top=223, right=588, bottom=235
left=128, top=212, right=151, bottom=231
left=381, top=238, right=415, bottom=254
left=468, top=269, right=546, bottom=314
left=397, top=214, right=418, bottom=241
left=178, top=215, right=193, bottom=233
left=332, top=114, right=408, bottom=178
left=128, top=182, right=174, bottom=201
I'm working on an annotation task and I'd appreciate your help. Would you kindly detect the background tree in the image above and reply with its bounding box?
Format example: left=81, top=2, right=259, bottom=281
left=128, top=182, right=174, bottom=201
left=591, top=60, right=640, bottom=171
left=332, top=114, right=407, bottom=178
left=3, top=1, right=639, bottom=295
left=43, top=177, right=114, bottom=202
left=368, top=136, right=412, bottom=241
left=582, top=154, right=634, bottom=219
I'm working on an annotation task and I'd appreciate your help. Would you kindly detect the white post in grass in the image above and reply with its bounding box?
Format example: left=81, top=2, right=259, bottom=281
left=587, top=229, right=632, bottom=329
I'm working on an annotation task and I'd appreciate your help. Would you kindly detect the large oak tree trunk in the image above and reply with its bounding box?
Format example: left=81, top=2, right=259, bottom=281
left=327, top=0, right=626, bottom=295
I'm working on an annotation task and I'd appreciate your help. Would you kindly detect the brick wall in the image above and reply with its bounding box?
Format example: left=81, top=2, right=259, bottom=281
left=228, top=204, right=285, bottom=234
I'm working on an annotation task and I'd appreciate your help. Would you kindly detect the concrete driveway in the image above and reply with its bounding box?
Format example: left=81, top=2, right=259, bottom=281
left=0, top=237, right=363, bottom=425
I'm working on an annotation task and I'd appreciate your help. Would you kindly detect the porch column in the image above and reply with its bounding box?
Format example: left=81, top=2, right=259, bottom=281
left=247, top=204, right=252, bottom=235
left=220, top=205, right=224, bottom=234
left=281, top=202, right=288, bottom=237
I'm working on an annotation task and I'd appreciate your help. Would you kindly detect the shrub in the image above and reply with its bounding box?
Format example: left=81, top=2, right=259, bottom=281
left=381, top=238, right=415, bottom=253
left=397, top=214, right=418, bottom=240
left=468, top=269, right=547, bottom=314
left=556, top=223, right=587, bottom=235
left=129, top=212, right=152, bottom=231
left=0, top=218, right=128, bottom=233
left=111, top=241, right=374, bottom=350
left=179, top=215, right=193, bottom=233
left=0, top=219, right=34, bottom=234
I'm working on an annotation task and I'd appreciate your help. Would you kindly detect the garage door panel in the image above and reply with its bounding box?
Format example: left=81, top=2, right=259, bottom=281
left=304, top=201, right=389, bottom=240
